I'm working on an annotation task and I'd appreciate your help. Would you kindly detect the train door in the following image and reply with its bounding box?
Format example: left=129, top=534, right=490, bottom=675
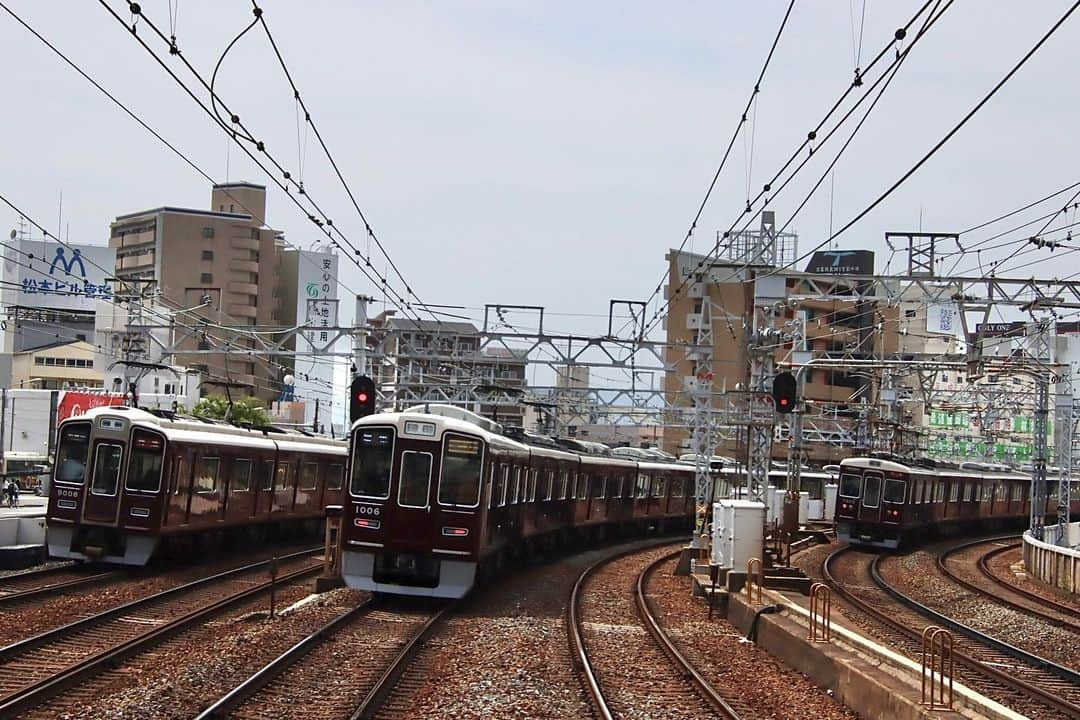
left=388, top=442, right=436, bottom=551
left=82, top=438, right=126, bottom=525
left=857, top=470, right=884, bottom=524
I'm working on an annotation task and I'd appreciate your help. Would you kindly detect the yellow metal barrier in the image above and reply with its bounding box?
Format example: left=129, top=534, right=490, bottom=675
left=746, top=557, right=763, bottom=605
left=921, top=626, right=954, bottom=710
left=808, top=582, right=831, bottom=642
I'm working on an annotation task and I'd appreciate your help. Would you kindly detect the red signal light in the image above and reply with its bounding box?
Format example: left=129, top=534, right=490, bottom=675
left=357, top=392, right=369, bottom=403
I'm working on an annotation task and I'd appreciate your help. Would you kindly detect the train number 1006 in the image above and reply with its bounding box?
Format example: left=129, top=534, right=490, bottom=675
left=355, top=504, right=381, bottom=516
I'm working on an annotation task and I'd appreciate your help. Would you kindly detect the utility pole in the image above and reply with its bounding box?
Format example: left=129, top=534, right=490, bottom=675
left=687, top=269, right=716, bottom=548
left=1054, top=377, right=1073, bottom=543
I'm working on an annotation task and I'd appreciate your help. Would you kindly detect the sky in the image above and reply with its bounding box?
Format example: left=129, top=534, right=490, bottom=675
left=3, top=0, right=1080, bottom=346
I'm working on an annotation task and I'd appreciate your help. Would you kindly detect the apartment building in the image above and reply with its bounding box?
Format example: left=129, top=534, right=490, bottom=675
left=108, top=183, right=285, bottom=402
left=368, top=316, right=528, bottom=427
left=663, top=239, right=899, bottom=464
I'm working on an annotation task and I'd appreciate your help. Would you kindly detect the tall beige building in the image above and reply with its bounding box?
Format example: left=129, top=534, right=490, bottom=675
left=108, top=183, right=285, bottom=402
left=663, top=248, right=900, bottom=464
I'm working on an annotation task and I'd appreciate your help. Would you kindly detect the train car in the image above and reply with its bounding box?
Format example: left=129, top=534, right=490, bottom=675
left=835, top=456, right=1080, bottom=549
left=340, top=405, right=695, bottom=598
left=46, top=406, right=347, bottom=564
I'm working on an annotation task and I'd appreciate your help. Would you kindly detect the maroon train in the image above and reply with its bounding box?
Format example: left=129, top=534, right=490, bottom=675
left=836, top=456, right=1080, bottom=549
left=46, top=406, right=347, bottom=564
left=340, top=405, right=696, bottom=598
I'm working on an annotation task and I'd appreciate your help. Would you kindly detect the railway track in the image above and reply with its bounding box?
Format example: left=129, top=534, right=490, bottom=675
left=937, top=537, right=1080, bottom=632
left=0, top=548, right=322, bottom=717
left=569, top=543, right=742, bottom=720
left=824, top=546, right=1080, bottom=720
left=0, top=564, right=123, bottom=606
left=195, top=597, right=449, bottom=720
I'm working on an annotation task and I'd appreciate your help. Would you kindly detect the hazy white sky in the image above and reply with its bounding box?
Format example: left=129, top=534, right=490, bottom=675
left=3, top=1, right=1080, bottom=338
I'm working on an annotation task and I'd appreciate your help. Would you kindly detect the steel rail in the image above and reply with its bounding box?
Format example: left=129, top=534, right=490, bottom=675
left=567, top=539, right=700, bottom=720
left=0, top=565, right=122, bottom=605
left=936, top=536, right=1080, bottom=633
left=636, top=549, right=743, bottom=719
left=979, top=541, right=1080, bottom=620
left=347, top=604, right=455, bottom=720
left=195, top=596, right=377, bottom=719
left=823, top=546, right=1080, bottom=719
left=871, top=552, right=1080, bottom=683
left=0, top=553, right=322, bottom=717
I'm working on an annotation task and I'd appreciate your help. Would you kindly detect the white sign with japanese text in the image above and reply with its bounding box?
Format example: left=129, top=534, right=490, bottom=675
left=3, top=240, right=116, bottom=311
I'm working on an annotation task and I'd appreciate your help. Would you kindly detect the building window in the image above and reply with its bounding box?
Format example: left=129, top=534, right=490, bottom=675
left=905, top=309, right=918, bottom=318
left=201, top=227, right=215, bottom=238
left=200, top=273, right=213, bottom=284
left=201, top=250, right=214, bottom=261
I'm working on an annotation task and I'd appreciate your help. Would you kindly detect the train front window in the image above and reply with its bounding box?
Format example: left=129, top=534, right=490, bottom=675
left=350, top=428, right=394, bottom=499
left=126, top=430, right=165, bottom=492
left=883, top=479, right=906, bottom=504
left=862, top=474, right=882, bottom=508
left=55, top=422, right=91, bottom=485
left=90, top=444, right=123, bottom=496
left=398, top=451, right=432, bottom=508
left=839, top=473, right=861, bottom=498
left=438, top=435, right=483, bottom=507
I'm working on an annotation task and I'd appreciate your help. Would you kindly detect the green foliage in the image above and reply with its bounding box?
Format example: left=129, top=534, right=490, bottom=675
left=192, top=394, right=270, bottom=426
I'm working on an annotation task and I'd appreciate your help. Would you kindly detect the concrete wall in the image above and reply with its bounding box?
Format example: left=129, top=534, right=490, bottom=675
left=1023, top=523, right=1080, bottom=594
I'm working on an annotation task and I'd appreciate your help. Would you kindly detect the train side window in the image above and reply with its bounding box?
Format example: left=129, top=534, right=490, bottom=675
left=912, top=479, right=922, bottom=504
left=981, top=482, right=993, bottom=502
left=652, top=477, right=666, bottom=498
left=528, top=469, right=538, bottom=502
left=594, top=474, right=606, bottom=500
left=300, top=462, right=318, bottom=491
left=172, top=458, right=185, bottom=495
left=511, top=468, right=522, bottom=504
left=232, top=459, right=253, bottom=492
left=613, top=475, right=623, bottom=499
left=90, top=443, right=124, bottom=496
left=579, top=473, right=590, bottom=500
left=839, top=473, right=861, bottom=498
left=559, top=470, right=569, bottom=500
left=326, top=464, right=344, bottom=491
left=949, top=482, right=960, bottom=503
left=491, top=466, right=506, bottom=508
left=883, top=479, right=906, bottom=504
left=672, top=477, right=684, bottom=498
left=967, top=483, right=977, bottom=502
left=635, top=474, right=648, bottom=499
left=995, top=482, right=1006, bottom=501
left=862, top=474, right=882, bottom=508
left=262, top=461, right=274, bottom=492
left=544, top=470, right=554, bottom=501
left=275, top=464, right=290, bottom=491
left=195, top=457, right=220, bottom=494
left=936, top=481, right=945, bottom=503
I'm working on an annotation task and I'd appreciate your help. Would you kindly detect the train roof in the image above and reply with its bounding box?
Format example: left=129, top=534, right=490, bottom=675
left=66, top=406, right=347, bottom=452
left=354, top=409, right=693, bottom=474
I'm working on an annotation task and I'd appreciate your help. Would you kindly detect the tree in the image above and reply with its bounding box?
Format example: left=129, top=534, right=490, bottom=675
left=192, top=394, right=270, bottom=426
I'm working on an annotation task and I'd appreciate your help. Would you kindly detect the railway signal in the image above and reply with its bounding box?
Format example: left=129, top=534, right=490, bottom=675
left=350, top=375, right=377, bottom=423
left=772, top=371, right=797, bottom=414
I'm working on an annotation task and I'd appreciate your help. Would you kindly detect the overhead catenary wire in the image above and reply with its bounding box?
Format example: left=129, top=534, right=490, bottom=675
left=644, top=0, right=948, bottom=337
left=751, top=0, right=1080, bottom=286
left=0, top=0, right=365, bottom=310
left=96, top=0, right=432, bottom=328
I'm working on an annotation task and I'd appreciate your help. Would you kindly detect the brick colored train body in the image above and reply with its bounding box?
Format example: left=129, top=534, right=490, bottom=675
left=46, top=406, right=347, bottom=564
left=836, top=456, right=1080, bottom=549
left=340, top=405, right=696, bottom=598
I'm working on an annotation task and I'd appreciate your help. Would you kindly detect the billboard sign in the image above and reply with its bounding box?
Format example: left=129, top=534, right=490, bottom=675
left=5, top=241, right=116, bottom=312
left=925, top=303, right=958, bottom=335
left=57, top=391, right=125, bottom=422
left=804, top=250, right=874, bottom=275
